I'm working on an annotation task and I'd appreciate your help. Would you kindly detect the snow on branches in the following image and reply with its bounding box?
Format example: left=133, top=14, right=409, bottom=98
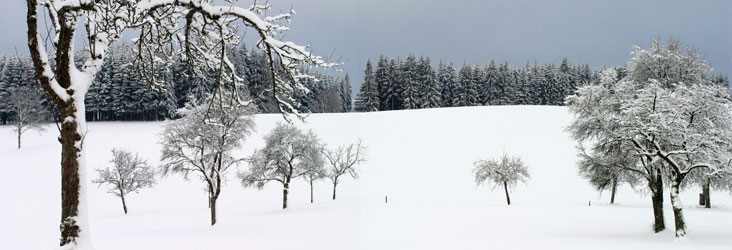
left=473, top=153, right=530, bottom=205
left=93, top=149, right=155, bottom=214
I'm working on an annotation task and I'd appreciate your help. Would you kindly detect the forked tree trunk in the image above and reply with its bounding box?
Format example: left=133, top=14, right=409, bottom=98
left=650, top=170, right=665, bottom=233
left=27, top=0, right=90, bottom=247
left=503, top=181, right=511, bottom=205
left=670, top=176, right=686, bottom=238
left=702, top=181, right=711, bottom=208
left=610, top=177, right=618, bottom=204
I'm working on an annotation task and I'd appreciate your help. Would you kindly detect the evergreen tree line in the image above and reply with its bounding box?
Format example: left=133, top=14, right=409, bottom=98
left=355, top=54, right=730, bottom=112
left=0, top=43, right=352, bottom=124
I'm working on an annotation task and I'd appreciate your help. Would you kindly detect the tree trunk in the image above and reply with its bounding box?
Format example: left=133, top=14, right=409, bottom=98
left=332, top=182, right=338, bottom=200
left=210, top=196, right=217, bottom=225
left=27, top=1, right=90, bottom=246
left=670, top=177, right=687, bottom=238
left=310, top=179, right=314, bottom=204
left=650, top=171, right=666, bottom=233
left=283, top=183, right=289, bottom=209
left=59, top=102, right=87, bottom=246
left=503, top=181, right=511, bottom=205
left=17, top=127, right=21, bottom=149
left=610, top=177, right=618, bottom=204
left=121, top=195, right=128, bottom=214
left=702, top=181, right=711, bottom=208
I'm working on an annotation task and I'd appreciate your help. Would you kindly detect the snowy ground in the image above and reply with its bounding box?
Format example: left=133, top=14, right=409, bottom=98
left=2, top=106, right=732, bottom=250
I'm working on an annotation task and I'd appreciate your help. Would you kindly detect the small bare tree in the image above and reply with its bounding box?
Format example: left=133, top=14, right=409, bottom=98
left=473, top=153, right=530, bottom=205
left=160, top=93, right=255, bottom=225
left=302, top=148, right=326, bottom=204
left=8, top=86, right=48, bottom=149
left=322, top=139, right=367, bottom=200
left=93, top=149, right=155, bottom=214
left=239, top=123, right=321, bottom=209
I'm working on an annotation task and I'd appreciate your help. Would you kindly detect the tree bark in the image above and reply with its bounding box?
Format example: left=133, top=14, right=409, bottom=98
left=310, top=179, right=314, bottom=204
left=503, top=181, right=511, bottom=205
left=210, top=196, right=217, bottom=225
left=650, top=170, right=666, bottom=233
left=702, top=181, right=711, bottom=208
left=121, top=195, right=128, bottom=214
left=17, top=127, right=21, bottom=149
left=670, top=176, right=686, bottom=238
left=332, top=182, right=337, bottom=200
left=282, top=184, right=289, bottom=209
left=610, top=177, right=617, bottom=204
left=59, top=103, right=85, bottom=246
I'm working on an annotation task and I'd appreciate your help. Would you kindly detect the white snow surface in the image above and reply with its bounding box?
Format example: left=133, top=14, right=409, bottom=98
left=2, top=106, right=732, bottom=250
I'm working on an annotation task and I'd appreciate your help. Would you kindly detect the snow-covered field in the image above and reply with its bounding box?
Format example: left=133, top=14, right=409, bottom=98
left=2, top=106, right=732, bottom=250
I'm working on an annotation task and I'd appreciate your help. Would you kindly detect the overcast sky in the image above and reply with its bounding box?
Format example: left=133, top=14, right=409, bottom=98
left=3, top=0, right=732, bottom=92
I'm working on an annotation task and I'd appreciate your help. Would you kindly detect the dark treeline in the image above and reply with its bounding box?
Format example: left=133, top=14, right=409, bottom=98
left=0, top=43, right=352, bottom=124
left=355, top=54, right=730, bottom=112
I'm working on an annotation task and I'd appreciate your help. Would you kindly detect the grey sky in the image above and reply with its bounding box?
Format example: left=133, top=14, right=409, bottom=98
left=3, top=0, right=732, bottom=92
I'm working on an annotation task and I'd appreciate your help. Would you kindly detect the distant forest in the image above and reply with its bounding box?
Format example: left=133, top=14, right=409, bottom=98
left=0, top=44, right=351, bottom=124
left=1, top=47, right=729, bottom=124
left=354, top=55, right=730, bottom=112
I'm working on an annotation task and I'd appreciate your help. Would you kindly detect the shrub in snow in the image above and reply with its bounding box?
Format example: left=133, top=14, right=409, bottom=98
left=322, top=139, right=367, bottom=200
left=239, top=123, right=322, bottom=209
left=160, top=93, right=255, bottom=225
left=7, top=86, right=48, bottom=149
left=473, top=153, right=530, bottom=205
left=93, top=149, right=155, bottom=214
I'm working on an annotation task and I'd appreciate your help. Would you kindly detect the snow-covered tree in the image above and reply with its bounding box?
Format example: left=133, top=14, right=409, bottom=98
left=473, top=153, right=530, bottom=205
left=93, top=149, right=155, bottom=214
left=26, top=0, right=332, bottom=246
left=8, top=86, right=48, bottom=149
left=438, top=61, right=458, bottom=107
left=567, top=39, right=732, bottom=238
left=355, top=59, right=380, bottom=112
left=160, top=93, right=255, bottom=226
left=400, top=55, right=421, bottom=109
left=419, top=57, right=441, bottom=109
left=302, top=144, right=326, bottom=203
left=322, top=139, right=367, bottom=200
left=239, top=123, right=322, bottom=209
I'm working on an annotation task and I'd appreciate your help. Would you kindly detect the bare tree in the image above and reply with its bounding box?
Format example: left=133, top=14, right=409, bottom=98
left=93, top=149, right=155, bottom=214
left=239, top=123, right=321, bottom=209
left=8, top=86, right=48, bottom=149
left=322, top=140, right=367, bottom=200
left=160, top=93, right=255, bottom=225
left=26, top=1, right=333, bottom=246
left=473, top=153, right=530, bottom=205
left=302, top=147, right=326, bottom=204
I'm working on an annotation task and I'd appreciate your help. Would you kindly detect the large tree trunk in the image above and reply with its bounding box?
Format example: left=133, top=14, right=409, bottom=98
left=27, top=1, right=91, bottom=248
left=670, top=176, right=687, bottom=238
left=59, top=102, right=90, bottom=247
left=503, top=181, right=511, bottom=205
left=121, top=195, right=128, bottom=214
left=702, top=181, right=711, bottom=208
left=610, top=177, right=618, bottom=204
left=650, top=171, right=666, bottom=233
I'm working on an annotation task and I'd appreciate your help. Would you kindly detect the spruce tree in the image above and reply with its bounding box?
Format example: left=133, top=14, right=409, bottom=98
left=354, top=59, right=379, bottom=112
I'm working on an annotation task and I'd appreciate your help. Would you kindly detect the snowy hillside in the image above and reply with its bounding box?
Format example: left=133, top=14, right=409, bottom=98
left=2, top=106, right=732, bottom=250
